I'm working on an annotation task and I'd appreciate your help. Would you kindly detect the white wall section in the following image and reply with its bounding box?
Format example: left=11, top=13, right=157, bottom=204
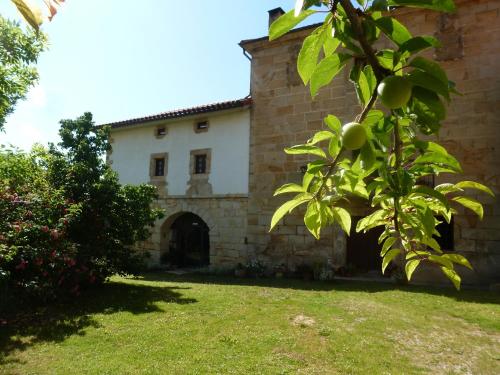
left=109, top=109, right=250, bottom=195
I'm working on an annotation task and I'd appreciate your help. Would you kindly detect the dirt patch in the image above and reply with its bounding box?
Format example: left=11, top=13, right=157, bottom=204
left=388, top=318, right=500, bottom=374
left=292, top=314, right=316, bottom=327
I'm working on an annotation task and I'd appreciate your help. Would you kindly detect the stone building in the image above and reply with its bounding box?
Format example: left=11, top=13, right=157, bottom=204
left=107, top=0, right=499, bottom=284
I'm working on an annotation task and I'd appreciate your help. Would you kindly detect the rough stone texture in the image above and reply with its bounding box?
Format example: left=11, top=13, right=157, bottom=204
left=137, top=196, right=248, bottom=269
left=242, top=0, right=500, bottom=283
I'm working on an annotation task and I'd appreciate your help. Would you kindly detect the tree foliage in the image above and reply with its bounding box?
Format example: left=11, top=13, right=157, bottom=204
left=0, top=114, right=163, bottom=299
left=0, top=15, right=46, bottom=131
left=269, top=0, right=494, bottom=289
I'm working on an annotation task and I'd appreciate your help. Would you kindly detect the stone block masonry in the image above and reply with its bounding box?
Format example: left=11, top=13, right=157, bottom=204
left=241, top=0, right=500, bottom=284
left=136, top=196, right=249, bottom=269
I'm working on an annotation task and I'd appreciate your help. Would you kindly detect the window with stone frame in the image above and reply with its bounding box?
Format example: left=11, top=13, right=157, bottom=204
left=186, top=149, right=212, bottom=196
left=154, top=158, right=165, bottom=176
left=194, top=154, right=207, bottom=174
left=189, top=149, right=211, bottom=176
left=194, top=120, right=209, bottom=133
left=155, top=126, right=167, bottom=138
left=149, top=152, right=168, bottom=182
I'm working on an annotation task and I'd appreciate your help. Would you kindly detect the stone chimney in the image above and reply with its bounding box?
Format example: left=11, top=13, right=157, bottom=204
left=268, top=7, right=285, bottom=28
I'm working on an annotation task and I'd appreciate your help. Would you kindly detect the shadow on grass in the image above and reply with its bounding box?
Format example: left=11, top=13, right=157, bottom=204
left=0, top=281, right=197, bottom=365
left=137, top=272, right=500, bottom=305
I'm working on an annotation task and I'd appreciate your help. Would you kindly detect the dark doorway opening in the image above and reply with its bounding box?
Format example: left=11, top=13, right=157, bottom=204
left=435, top=216, right=454, bottom=251
left=346, top=217, right=383, bottom=274
left=168, top=213, right=210, bottom=267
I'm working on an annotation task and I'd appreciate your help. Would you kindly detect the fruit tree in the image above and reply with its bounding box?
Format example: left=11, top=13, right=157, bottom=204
left=269, top=0, right=494, bottom=289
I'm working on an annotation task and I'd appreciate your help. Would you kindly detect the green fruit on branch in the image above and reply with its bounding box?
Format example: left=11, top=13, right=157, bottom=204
left=377, top=75, right=413, bottom=109
left=341, top=122, right=367, bottom=150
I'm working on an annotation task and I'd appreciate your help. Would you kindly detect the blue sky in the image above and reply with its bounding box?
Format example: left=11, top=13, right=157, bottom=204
left=0, top=0, right=325, bottom=150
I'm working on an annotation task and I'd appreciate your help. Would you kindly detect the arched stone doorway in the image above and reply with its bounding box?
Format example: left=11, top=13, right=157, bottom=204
left=161, top=212, right=210, bottom=267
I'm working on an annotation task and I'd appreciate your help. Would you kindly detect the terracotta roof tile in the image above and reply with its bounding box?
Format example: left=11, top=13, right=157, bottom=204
left=104, top=97, right=252, bottom=129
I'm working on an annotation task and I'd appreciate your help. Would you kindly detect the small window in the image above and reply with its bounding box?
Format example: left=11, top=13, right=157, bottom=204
left=194, top=120, right=209, bottom=133
left=194, top=154, right=207, bottom=174
left=197, top=121, right=208, bottom=130
left=156, top=127, right=166, bottom=137
left=154, top=158, right=165, bottom=176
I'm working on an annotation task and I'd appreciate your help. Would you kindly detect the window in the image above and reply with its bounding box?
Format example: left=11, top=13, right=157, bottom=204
left=194, top=120, right=209, bottom=133
left=155, top=126, right=167, bottom=138
left=194, top=154, right=207, bottom=174
left=154, top=158, right=165, bottom=176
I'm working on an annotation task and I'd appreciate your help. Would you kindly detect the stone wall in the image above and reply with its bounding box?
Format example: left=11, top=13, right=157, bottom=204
left=137, top=196, right=249, bottom=269
left=241, top=0, right=500, bottom=283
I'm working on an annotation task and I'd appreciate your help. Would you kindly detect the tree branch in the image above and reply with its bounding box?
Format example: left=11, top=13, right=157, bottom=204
left=338, top=0, right=386, bottom=81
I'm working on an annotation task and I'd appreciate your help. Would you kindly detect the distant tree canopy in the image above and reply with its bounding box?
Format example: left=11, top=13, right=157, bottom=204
left=0, top=15, right=46, bottom=131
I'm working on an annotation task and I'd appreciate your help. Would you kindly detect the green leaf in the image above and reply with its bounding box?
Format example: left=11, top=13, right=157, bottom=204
left=270, top=194, right=311, bottom=231
left=374, top=16, right=412, bottom=46
left=303, top=171, right=315, bottom=190
left=328, top=138, right=341, bottom=158
left=350, top=64, right=371, bottom=106
left=274, top=183, right=305, bottom=196
left=422, top=237, right=442, bottom=253
left=429, top=254, right=454, bottom=269
left=307, top=130, right=334, bottom=145
left=371, top=0, right=389, bottom=11
left=363, top=65, right=377, bottom=95
left=269, top=9, right=316, bottom=41
left=408, top=70, right=450, bottom=101
left=310, top=53, right=351, bottom=97
left=405, top=259, right=421, bottom=281
left=442, top=254, right=473, bottom=270
left=382, top=249, right=401, bottom=274
left=304, top=200, right=321, bottom=239
left=412, top=185, right=451, bottom=211
left=307, top=160, right=327, bottom=174
left=381, top=237, right=397, bottom=256
left=454, top=181, right=494, bottom=197
left=452, top=196, right=484, bottom=219
left=419, top=207, right=435, bottom=238
left=298, top=27, right=327, bottom=85
left=284, top=145, right=327, bottom=159
left=356, top=209, right=388, bottom=232
left=323, top=24, right=340, bottom=56
left=362, top=110, right=384, bottom=127
left=399, top=36, right=441, bottom=55
left=332, top=207, right=351, bottom=234
left=324, top=115, right=341, bottom=133
left=388, top=0, right=456, bottom=12
left=376, top=49, right=398, bottom=70
left=440, top=266, right=461, bottom=290
left=412, top=87, right=447, bottom=134
left=360, top=142, right=375, bottom=170
left=410, top=56, right=448, bottom=86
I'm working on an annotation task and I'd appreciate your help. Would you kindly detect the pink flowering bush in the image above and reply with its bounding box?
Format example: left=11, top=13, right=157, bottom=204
left=0, top=115, right=162, bottom=300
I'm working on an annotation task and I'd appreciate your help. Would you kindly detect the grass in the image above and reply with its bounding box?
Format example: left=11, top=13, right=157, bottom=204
left=1, top=273, right=499, bottom=374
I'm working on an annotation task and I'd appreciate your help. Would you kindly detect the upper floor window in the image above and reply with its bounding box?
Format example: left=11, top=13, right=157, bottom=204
left=194, top=120, right=209, bottom=133
left=154, top=158, right=165, bottom=176
left=155, top=126, right=167, bottom=138
left=194, top=154, right=207, bottom=174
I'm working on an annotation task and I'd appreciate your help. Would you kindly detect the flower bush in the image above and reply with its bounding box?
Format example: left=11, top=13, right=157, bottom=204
left=0, top=113, right=163, bottom=300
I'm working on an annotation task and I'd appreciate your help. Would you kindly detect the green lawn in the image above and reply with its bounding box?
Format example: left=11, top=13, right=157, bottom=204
left=1, top=274, right=499, bottom=374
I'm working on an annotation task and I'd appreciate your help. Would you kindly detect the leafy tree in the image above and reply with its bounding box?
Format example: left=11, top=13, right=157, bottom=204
left=0, top=114, right=163, bottom=299
left=47, top=113, right=164, bottom=279
left=269, top=0, right=494, bottom=289
left=0, top=15, right=46, bottom=131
